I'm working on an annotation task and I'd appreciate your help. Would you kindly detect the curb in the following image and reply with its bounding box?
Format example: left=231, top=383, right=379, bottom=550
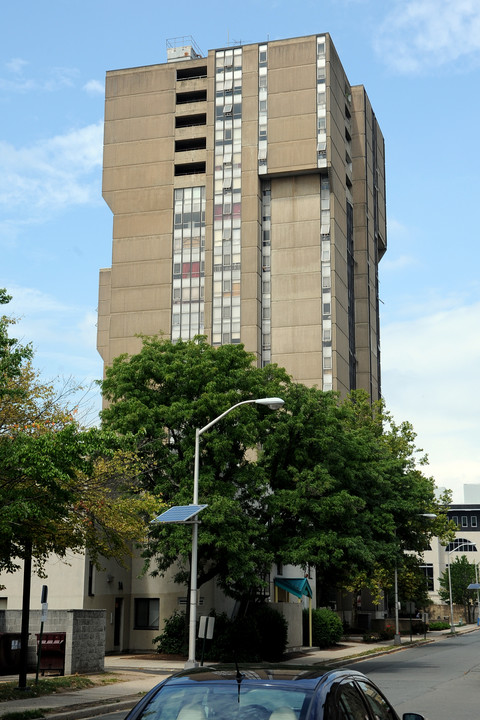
left=45, top=696, right=141, bottom=720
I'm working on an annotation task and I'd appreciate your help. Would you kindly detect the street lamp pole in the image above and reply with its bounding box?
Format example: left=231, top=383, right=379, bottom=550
left=394, top=564, right=401, bottom=645
left=186, top=397, right=284, bottom=668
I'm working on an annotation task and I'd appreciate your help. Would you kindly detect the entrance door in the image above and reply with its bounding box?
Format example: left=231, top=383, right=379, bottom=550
left=114, top=597, right=123, bottom=648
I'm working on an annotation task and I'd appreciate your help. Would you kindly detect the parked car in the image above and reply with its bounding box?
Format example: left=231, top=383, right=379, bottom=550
left=124, top=666, right=426, bottom=720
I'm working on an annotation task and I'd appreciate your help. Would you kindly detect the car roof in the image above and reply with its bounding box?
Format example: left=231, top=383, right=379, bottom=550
left=159, top=665, right=367, bottom=690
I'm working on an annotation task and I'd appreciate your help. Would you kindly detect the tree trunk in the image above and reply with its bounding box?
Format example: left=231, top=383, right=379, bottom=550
left=18, top=540, right=32, bottom=690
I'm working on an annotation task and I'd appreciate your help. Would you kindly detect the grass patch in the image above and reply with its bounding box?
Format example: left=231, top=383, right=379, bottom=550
left=0, top=676, right=95, bottom=703
left=0, top=710, right=48, bottom=720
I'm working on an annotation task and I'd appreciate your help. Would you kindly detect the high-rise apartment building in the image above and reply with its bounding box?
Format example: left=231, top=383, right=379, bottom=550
left=98, top=33, right=386, bottom=400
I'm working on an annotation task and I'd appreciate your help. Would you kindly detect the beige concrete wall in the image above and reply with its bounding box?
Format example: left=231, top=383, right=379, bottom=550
left=270, top=175, right=323, bottom=387
left=267, top=36, right=317, bottom=173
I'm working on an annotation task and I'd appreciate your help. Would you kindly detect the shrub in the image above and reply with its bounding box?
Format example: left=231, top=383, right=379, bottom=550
left=304, top=608, right=343, bottom=648
left=251, top=604, right=289, bottom=661
left=209, top=605, right=288, bottom=662
left=152, top=610, right=188, bottom=655
left=428, top=621, right=451, bottom=631
left=378, top=623, right=395, bottom=640
left=362, top=632, right=380, bottom=643
left=153, top=605, right=288, bottom=662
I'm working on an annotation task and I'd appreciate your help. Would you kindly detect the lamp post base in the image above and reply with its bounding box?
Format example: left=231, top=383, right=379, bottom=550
left=394, top=633, right=402, bottom=645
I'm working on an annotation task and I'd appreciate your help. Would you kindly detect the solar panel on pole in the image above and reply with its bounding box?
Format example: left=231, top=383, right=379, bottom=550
left=152, top=505, right=208, bottom=524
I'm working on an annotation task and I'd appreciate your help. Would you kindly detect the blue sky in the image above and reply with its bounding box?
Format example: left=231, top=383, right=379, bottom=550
left=1, top=0, right=479, bottom=502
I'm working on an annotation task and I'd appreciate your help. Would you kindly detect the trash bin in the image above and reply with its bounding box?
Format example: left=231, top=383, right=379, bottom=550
left=36, top=632, right=66, bottom=676
left=0, top=633, right=22, bottom=675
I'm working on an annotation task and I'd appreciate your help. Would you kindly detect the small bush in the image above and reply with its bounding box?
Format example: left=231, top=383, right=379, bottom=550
left=152, top=610, right=188, bottom=655
left=362, top=632, right=380, bottom=643
left=378, top=623, right=395, bottom=640
left=304, top=608, right=343, bottom=648
left=428, top=621, right=451, bottom=631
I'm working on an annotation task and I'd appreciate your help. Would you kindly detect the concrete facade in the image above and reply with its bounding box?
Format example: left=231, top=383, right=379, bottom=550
left=98, top=33, right=386, bottom=399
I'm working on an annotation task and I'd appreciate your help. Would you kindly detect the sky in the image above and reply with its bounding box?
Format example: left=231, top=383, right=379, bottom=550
left=1, top=0, right=479, bottom=503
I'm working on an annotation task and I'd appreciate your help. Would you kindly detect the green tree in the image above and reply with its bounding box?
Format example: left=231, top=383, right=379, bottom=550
left=0, top=288, right=33, bottom=404
left=100, top=335, right=290, bottom=599
left=0, top=292, right=160, bottom=573
left=0, top=291, right=162, bottom=688
left=438, top=555, right=478, bottom=623
left=100, top=334, right=448, bottom=609
left=260, top=385, right=448, bottom=590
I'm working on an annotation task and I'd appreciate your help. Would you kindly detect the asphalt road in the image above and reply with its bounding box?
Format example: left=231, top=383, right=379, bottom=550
left=355, top=630, right=480, bottom=720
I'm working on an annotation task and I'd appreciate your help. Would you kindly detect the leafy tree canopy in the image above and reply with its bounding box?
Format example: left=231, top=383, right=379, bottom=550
left=0, top=291, right=161, bottom=575
left=260, top=384, right=449, bottom=588
left=100, top=335, right=290, bottom=597
left=100, top=335, right=448, bottom=600
left=0, top=289, right=33, bottom=404
left=438, top=554, right=478, bottom=622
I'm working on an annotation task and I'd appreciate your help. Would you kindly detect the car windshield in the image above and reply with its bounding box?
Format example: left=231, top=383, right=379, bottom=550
left=137, top=682, right=314, bottom=720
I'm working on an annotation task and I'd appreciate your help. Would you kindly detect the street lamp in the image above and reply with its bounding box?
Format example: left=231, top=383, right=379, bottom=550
left=186, top=397, right=284, bottom=668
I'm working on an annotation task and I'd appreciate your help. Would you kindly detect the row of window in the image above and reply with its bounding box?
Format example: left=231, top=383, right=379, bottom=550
left=212, top=48, right=243, bottom=346
left=451, top=515, right=478, bottom=528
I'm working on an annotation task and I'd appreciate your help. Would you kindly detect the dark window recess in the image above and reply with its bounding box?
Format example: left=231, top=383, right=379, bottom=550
left=175, top=162, right=206, bottom=176
left=177, top=65, right=207, bottom=80
left=176, top=113, right=206, bottom=128
left=175, top=137, right=206, bottom=152
left=176, top=90, right=207, bottom=104
left=134, top=598, right=159, bottom=630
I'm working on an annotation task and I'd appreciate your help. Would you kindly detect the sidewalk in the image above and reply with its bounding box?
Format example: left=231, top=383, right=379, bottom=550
left=0, top=625, right=477, bottom=720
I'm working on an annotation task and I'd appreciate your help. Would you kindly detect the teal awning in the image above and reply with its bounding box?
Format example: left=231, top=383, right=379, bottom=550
left=274, top=577, right=313, bottom=599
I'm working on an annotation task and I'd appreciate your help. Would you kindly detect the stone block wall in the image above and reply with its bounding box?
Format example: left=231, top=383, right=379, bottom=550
left=0, top=609, right=105, bottom=675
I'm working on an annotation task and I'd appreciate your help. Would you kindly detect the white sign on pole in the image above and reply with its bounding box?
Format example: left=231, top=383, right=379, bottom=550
left=198, top=615, right=215, bottom=639
left=41, top=602, right=48, bottom=623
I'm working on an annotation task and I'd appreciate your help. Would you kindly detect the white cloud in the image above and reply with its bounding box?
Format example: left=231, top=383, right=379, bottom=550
left=6, top=58, right=29, bottom=74
left=0, top=122, right=103, bottom=220
left=0, top=59, right=79, bottom=92
left=381, top=254, right=417, bottom=272
left=83, top=79, right=104, bottom=95
left=2, top=283, right=102, bottom=376
left=374, top=0, right=480, bottom=73
left=381, top=298, right=480, bottom=501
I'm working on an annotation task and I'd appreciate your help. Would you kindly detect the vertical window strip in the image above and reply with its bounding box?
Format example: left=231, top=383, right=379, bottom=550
left=261, top=180, right=271, bottom=367
left=213, top=49, right=243, bottom=345
left=347, top=201, right=356, bottom=390
left=316, top=35, right=327, bottom=168
left=320, top=176, right=332, bottom=390
left=258, top=44, right=268, bottom=174
left=171, top=186, right=206, bottom=342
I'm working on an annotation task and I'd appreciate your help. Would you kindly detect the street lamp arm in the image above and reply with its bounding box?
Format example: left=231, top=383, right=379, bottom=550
left=197, top=397, right=284, bottom=437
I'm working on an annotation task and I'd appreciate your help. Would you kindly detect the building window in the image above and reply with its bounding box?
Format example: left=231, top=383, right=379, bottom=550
left=472, top=516, right=478, bottom=528
left=451, top=516, right=458, bottom=526
left=134, top=598, right=159, bottom=630
left=462, top=516, right=468, bottom=528
left=447, top=537, right=477, bottom=552
left=421, top=564, right=434, bottom=591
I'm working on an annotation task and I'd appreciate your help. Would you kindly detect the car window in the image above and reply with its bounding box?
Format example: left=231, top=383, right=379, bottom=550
left=135, top=683, right=313, bottom=720
left=356, top=681, right=397, bottom=720
left=333, top=681, right=370, bottom=720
